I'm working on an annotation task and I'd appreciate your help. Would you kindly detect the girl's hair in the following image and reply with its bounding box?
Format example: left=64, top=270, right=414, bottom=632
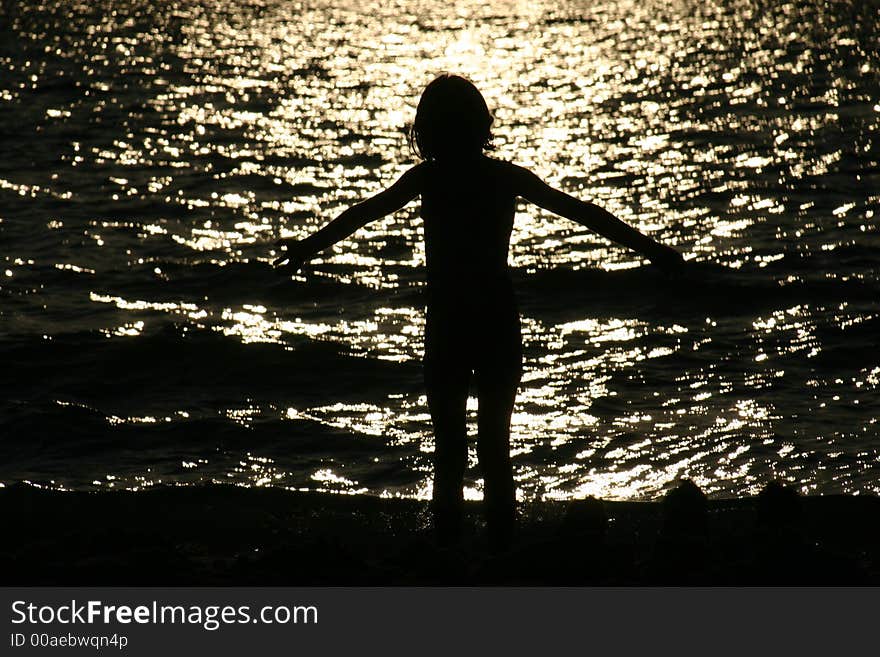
left=409, top=74, right=494, bottom=161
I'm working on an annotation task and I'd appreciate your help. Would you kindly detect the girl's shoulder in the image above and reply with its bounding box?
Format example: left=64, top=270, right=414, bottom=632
left=480, top=156, right=534, bottom=181
left=482, top=157, right=539, bottom=192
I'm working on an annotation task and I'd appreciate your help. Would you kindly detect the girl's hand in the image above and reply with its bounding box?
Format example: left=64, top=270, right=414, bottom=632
left=273, top=238, right=311, bottom=274
left=647, top=243, right=685, bottom=274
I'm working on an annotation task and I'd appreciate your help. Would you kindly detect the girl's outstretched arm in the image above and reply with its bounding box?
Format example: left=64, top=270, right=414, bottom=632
left=509, top=164, right=684, bottom=271
left=274, top=165, right=423, bottom=271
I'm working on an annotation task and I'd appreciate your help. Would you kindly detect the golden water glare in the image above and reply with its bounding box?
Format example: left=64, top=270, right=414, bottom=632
left=3, top=0, right=878, bottom=499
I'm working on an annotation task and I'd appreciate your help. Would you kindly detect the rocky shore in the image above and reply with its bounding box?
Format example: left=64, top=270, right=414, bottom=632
left=2, top=482, right=878, bottom=585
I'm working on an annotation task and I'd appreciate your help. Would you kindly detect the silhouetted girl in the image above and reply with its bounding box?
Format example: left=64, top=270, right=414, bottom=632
left=275, top=74, right=683, bottom=549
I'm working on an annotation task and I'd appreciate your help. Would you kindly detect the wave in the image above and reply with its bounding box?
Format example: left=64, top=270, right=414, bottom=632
left=0, top=397, right=419, bottom=491
left=1, top=325, right=422, bottom=415
left=516, top=261, right=879, bottom=320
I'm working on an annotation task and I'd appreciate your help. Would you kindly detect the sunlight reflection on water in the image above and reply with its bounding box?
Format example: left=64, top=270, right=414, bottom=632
left=2, top=0, right=879, bottom=499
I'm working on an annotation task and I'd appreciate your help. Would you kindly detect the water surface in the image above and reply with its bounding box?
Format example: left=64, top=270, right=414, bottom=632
left=1, top=0, right=878, bottom=500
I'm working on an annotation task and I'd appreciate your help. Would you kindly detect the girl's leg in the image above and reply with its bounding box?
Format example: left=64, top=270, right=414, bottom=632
left=425, top=362, right=470, bottom=546
left=475, top=366, right=520, bottom=551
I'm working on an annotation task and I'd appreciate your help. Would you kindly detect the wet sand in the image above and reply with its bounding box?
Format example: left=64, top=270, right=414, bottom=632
left=2, top=483, right=878, bottom=585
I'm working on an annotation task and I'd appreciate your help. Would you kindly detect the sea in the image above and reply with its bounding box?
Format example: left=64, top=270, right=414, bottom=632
left=1, top=0, right=878, bottom=501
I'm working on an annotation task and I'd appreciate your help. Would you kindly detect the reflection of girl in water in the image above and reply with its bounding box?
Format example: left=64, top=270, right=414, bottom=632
left=275, top=74, right=683, bottom=550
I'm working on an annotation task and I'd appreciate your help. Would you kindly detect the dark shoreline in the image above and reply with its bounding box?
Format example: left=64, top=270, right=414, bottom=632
left=2, top=483, right=878, bottom=585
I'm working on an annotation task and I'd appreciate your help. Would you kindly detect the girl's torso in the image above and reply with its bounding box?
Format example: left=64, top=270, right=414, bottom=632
left=418, top=156, right=517, bottom=312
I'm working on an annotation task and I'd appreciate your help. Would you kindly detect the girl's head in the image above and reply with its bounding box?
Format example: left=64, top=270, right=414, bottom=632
left=409, top=74, right=494, bottom=162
